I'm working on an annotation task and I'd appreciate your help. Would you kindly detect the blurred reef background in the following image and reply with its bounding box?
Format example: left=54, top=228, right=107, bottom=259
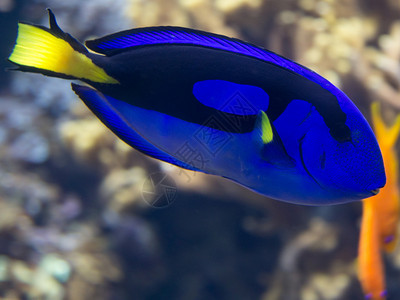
left=0, top=0, right=400, bottom=299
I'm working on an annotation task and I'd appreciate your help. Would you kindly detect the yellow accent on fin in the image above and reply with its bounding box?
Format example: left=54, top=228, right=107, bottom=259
left=9, top=23, right=118, bottom=84
left=261, top=111, right=273, bottom=144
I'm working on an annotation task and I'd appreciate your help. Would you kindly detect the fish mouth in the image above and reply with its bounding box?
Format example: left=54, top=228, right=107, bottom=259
left=371, top=188, right=380, bottom=195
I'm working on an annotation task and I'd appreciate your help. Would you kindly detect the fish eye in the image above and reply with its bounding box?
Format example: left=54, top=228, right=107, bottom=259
left=329, top=123, right=352, bottom=142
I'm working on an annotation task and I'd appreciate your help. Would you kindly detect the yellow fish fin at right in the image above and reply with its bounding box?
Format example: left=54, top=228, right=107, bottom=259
left=358, top=199, right=387, bottom=300
left=371, top=102, right=400, bottom=147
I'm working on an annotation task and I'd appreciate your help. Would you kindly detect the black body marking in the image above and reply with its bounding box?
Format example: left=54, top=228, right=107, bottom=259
left=90, top=44, right=349, bottom=138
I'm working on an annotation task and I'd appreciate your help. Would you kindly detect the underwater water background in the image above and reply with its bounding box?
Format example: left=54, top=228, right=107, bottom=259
left=0, top=0, right=400, bottom=299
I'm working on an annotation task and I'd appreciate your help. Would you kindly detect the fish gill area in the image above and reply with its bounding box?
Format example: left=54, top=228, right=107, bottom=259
left=0, top=0, right=399, bottom=299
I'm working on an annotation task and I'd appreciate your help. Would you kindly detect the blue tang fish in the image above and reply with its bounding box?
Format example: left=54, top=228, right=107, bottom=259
left=8, top=10, right=385, bottom=205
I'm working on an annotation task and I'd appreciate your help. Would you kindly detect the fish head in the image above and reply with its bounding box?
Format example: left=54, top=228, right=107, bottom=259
left=299, top=98, right=386, bottom=202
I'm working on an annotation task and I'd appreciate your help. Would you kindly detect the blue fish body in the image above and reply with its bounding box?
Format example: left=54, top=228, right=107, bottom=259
left=8, top=10, right=385, bottom=205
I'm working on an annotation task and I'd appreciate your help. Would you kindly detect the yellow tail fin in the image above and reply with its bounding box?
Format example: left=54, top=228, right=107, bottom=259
left=8, top=9, right=118, bottom=84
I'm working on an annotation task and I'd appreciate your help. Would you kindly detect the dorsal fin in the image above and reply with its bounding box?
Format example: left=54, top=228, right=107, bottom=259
left=85, top=26, right=339, bottom=96
left=85, top=26, right=265, bottom=57
left=85, top=26, right=329, bottom=86
left=86, top=26, right=295, bottom=68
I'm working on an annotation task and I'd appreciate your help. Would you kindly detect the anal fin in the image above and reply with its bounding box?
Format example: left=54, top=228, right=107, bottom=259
left=71, top=83, right=200, bottom=171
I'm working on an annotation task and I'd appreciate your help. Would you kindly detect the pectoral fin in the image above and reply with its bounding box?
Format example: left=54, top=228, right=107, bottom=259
left=253, top=110, right=294, bottom=168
